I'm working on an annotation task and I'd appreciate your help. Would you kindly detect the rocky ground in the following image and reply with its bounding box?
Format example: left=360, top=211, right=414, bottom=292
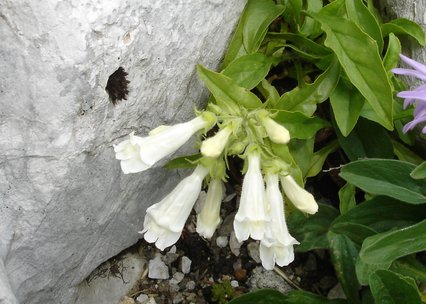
left=80, top=184, right=345, bottom=304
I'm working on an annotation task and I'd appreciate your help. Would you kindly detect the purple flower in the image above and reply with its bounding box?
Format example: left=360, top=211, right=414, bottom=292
left=392, top=54, right=426, bottom=134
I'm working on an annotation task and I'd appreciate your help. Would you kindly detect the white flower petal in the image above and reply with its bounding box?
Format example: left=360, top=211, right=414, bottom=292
left=196, top=179, right=225, bottom=239
left=280, top=175, right=318, bottom=214
left=200, top=126, right=232, bottom=158
left=263, top=117, right=290, bottom=144
left=233, top=153, right=269, bottom=242
left=141, top=165, right=208, bottom=250
left=139, top=116, right=207, bottom=167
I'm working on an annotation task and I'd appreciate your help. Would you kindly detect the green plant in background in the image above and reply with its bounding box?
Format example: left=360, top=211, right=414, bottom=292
left=212, top=280, right=236, bottom=304
left=114, top=0, right=426, bottom=302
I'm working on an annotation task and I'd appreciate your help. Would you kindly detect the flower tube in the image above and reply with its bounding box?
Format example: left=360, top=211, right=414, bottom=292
left=141, top=165, right=209, bottom=250
left=233, top=152, right=269, bottom=242
left=200, top=126, right=232, bottom=158
left=280, top=175, right=318, bottom=214
left=260, top=173, right=299, bottom=270
left=114, top=113, right=215, bottom=173
left=196, top=179, right=225, bottom=239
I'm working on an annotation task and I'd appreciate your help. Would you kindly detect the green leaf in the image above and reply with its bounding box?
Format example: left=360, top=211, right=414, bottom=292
left=222, top=0, right=284, bottom=67
left=164, top=154, right=200, bottom=169
left=287, top=204, right=339, bottom=252
left=331, top=196, right=426, bottom=233
left=328, top=232, right=361, bottom=304
left=312, top=13, right=393, bottom=130
left=330, top=222, right=376, bottom=245
left=305, top=140, right=339, bottom=178
left=228, top=289, right=346, bottom=304
left=222, top=53, right=273, bottom=90
left=381, top=18, right=426, bottom=46
left=277, top=56, right=340, bottom=115
left=274, top=111, right=330, bottom=140
left=243, top=0, right=285, bottom=54
left=391, top=256, right=426, bottom=284
left=338, top=183, right=356, bottom=214
left=257, top=79, right=280, bottom=105
left=330, top=79, right=365, bottom=136
left=360, top=220, right=426, bottom=265
left=197, top=64, right=262, bottom=111
left=383, top=33, right=401, bottom=72
left=339, top=159, right=426, bottom=204
left=345, top=0, right=383, bottom=51
left=392, top=140, right=423, bottom=166
left=300, top=0, right=323, bottom=38
left=369, top=270, right=422, bottom=304
left=266, top=33, right=331, bottom=57
left=334, top=117, right=394, bottom=161
left=411, top=161, right=426, bottom=179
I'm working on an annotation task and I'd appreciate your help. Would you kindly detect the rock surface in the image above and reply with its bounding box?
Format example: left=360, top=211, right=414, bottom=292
left=0, top=0, right=245, bottom=303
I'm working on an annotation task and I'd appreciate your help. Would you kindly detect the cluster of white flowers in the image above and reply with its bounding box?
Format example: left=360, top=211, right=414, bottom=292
left=114, top=107, right=318, bottom=270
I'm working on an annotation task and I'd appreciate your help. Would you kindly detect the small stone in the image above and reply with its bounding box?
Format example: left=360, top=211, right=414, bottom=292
left=119, top=296, right=135, bottom=304
left=230, top=280, right=239, bottom=288
left=216, top=236, right=228, bottom=248
left=218, top=212, right=236, bottom=236
left=136, top=294, right=149, bottom=303
left=172, top=293, right=184, bottom=304
left=169, top=246, right=177, bottom=254
left=234, top=268, right=247, bottom=282
left=181, top=256, right=192, bottom=274
left=247, top=266, right=293, bottom=294
left=163, top=251, right=180, bottom=265
left=186, top=280, right=196, bottom=290
left=148, top=255, right=169, bottom=280
left=229, top=232, right=242, bottom=256
left=233, top=259, right=242, bottom=271
left=170, top=272, right=185, bottom=285
left=247, top=241, right=260, bottom=263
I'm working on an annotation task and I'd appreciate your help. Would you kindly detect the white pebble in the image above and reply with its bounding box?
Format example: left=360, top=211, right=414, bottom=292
left=230, top=280, right=239, bottom=287
left=148, top=255, right=169, bottom=279
left=216, top=236, right=228, bottom=248
left=181, top=256, right=192, bottom=274
left=136, top=294, right=149, bottom=303
left=186, top=280, right=196, bottom=290
left=170, top=272, right=185, bottom=285
left=229, top=232, right=242, bottom=256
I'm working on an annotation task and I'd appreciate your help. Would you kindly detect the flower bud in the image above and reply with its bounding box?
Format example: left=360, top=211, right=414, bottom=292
left=200, top=126, right=232, bottom=158
left=262, top=117, right=290, bottom=144
left=280, top=175, right=318, bottom=214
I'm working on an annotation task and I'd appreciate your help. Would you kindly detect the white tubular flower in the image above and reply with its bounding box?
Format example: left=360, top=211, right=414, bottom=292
left=233, top=153, right=269, bottom=242
left=141, top=165, right=209, bottom=250
left=280, top=175, right=318, bottom=214
left=114, top=132, right=150, bottom=174
left=262, top=116, right=290, bottom=144
left=200, top=126, right=232, bottom=158
left=196, top=179, right=225, bottom=239
left=114, top=114, right=213, bottom=174
left=260, top=173, right=299, bottom=270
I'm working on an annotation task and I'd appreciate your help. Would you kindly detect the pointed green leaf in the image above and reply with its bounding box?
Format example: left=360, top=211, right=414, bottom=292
left=340, top=159, right=426, bottom=204
left=381, top=18, right=426, bottom=46
left=410, top=161, right=426, bottom=179
left=330, top=222, right=376, bottom=245
left=287, top=204, right=339, bottom=252
left=345, top=0, right=383, bottom=51
left=392, top=140, right=423, bottom=166
left=391, top=256, right=426, bottom=285
left=311, top=13, right=393, bottom=130
left=277, top=56, right=340, bottom=115
left=164, top=154, right=200, bottom=169
left=383, top=33, right=401, bottom=72
left=197, top=64, right=262, bottom=111
left=369, top=270, right=422, bottom=304
left=330, top=79, right=365, bottom=136
left=222, top=53, right=273, bottom=89
left=360, top=220, right=426, bottom=265
left=328, top=232, right=361, bottom=304
left=306, top=140, right=339, bottom=178
left=334, top=117, right=394, bottom=161
left=331, top=196, right=426, bottom=233
left=338, top=183, right=356, bottom=214
left=242, top=0, right=285, bottom=54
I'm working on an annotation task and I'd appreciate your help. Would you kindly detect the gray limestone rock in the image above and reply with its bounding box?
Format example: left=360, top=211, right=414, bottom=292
left=0, top=0, right=245, bottom=303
